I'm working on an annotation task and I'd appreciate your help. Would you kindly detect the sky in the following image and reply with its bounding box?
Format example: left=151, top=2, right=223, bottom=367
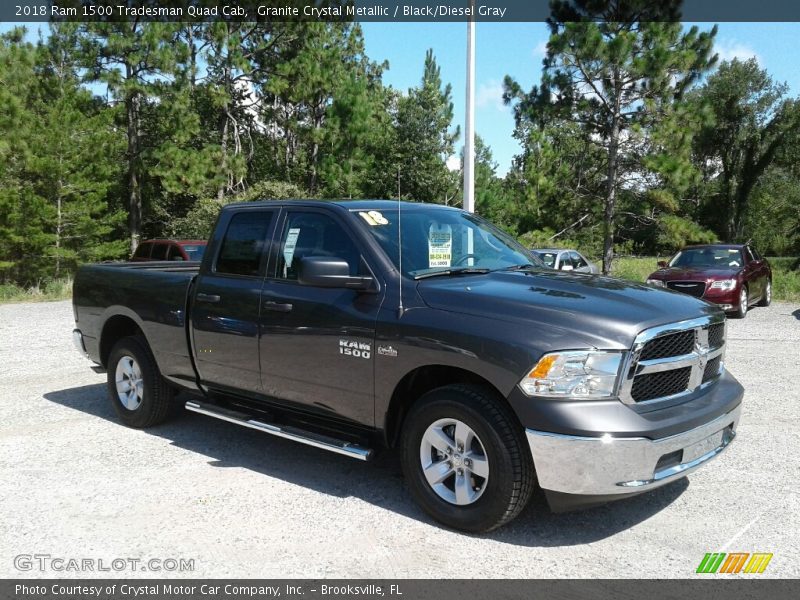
left=361, top=21, right=800, bottom=175
left=4, top=20, right=800, bottom=175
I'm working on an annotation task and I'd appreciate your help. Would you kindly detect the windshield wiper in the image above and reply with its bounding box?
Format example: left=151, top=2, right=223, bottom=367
left=497, top=263, right=538, bottom=272
left=413, top=267, right=491, bottom=280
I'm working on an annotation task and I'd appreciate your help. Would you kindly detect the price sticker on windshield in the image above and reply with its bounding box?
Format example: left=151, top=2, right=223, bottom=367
left=428, top=224, right=452, bottom=268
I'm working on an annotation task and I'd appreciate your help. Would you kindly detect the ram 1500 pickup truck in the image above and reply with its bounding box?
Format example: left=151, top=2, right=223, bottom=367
left=72, top=200, right=743, bottom=532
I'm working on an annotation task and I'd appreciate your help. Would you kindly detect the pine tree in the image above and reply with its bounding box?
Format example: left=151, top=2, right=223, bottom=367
left=504, top=0, right=717, bottom=272
left=394, top=49, right=460, bottom=204
left=75, top=21, right=183, bottom=253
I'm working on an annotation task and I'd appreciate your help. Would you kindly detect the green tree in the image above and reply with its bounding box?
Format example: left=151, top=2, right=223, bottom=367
left=692, top=58, right=800, bottom=242
left=505, top=0, right=717, bottom=272
left=394, top=49, right=460, bottom=204
left=76, top=20, right=184, bottom=253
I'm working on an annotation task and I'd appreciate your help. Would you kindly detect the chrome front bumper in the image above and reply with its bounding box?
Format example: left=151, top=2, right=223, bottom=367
left=526, top=404, right=741, bottom=496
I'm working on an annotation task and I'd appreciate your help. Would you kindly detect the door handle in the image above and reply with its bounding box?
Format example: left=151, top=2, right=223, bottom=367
left=263, top=301, right=293, bottom=313
left=196, top=293, right=221, bottom=303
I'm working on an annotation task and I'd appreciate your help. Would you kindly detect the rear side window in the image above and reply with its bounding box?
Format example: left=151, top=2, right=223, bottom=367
left=133, top=243, right=152, bottom=259
left=151, top=243, right=168, bottom=260
left=215, top=212, right=273, bottom=276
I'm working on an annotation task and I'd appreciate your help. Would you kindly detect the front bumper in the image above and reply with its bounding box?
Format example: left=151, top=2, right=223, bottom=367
left=526, top=403, right=741, bottom=497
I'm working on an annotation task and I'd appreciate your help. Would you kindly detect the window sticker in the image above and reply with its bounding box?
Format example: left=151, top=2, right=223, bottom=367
left=428, top=223, right=452, bottom=268
left=283, top=227, right=301, bottom=268
left=359, top=210, right=389, bottom=226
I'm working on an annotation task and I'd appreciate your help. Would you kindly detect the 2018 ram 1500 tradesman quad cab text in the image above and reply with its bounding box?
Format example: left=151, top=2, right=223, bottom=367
left=72, top=200, right=743, bottom=532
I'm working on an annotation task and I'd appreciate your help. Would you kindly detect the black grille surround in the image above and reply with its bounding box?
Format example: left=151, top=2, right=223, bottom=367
left=619, top=317, right=726, bottom=405
left=631, top=367, right=692, bottom=402
left=666, top=280, right=707, bottom=298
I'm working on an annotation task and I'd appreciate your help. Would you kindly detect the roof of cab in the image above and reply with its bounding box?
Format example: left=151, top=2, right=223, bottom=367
left=221, top=199, right=460, bottom=212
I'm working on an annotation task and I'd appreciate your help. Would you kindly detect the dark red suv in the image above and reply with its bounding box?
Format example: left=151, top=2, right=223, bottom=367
left=645, top=244, right=772, bottom=318
left=131, top=239, right=207, bottom=263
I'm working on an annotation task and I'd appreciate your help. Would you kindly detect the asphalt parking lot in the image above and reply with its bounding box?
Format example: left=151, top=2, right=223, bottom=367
left=1, top=299, right=798, bottom=578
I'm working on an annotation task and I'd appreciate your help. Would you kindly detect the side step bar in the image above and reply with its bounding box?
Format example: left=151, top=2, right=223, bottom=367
left=185, top=400, right=373, bottom=461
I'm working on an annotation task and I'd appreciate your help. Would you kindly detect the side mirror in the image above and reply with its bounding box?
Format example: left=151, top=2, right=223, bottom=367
left=297, top=256, right=374, bottom=291
left=657, top=260, right=667, bottom=268
left=560, top=264, right=574, bottom=271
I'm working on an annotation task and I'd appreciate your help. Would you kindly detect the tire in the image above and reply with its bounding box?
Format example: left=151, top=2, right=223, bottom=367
left=400, top=384, right=535, bottom=533
left=107, top=335, right=174, bottom=428
left=732, top=285, right=748, bottom=319
left=757, top=279, right=772, bottom=307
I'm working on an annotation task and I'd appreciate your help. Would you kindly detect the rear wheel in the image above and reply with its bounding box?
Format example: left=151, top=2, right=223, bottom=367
left=400, top=384, right=535, bottom=533
left=733, top=285, right=748, bottom=319
left=107, top=336, right=174, bottom=428
left=757, top=279, right=772, bottom=307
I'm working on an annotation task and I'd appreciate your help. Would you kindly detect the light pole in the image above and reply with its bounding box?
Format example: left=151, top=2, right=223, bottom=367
left=463, top=0, right=476, bottom=214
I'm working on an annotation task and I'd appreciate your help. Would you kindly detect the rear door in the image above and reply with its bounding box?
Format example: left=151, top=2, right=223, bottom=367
left=191, top=208, right=277, bottom=395
left=258, top=207, right=382, bottom=426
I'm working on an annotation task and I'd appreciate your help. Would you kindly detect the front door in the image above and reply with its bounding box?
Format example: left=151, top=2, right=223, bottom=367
left=259, top=209, right=382, bottom=426
left=191, top=209, right=276, bottom=395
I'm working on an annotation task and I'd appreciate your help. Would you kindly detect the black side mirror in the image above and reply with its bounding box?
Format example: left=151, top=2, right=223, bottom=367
left=297, top=256, right=375, bottom=291
left=657, top=260, right=668, bottom=268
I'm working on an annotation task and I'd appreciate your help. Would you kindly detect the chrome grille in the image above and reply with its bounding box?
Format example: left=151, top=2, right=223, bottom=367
left=666, top=281, right=706, bottom=298
left=619, top=316, right=726, bottom=405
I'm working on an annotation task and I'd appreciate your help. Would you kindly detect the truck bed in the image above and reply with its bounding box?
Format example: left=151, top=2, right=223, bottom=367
left=73, top=261, right=200, bottom=388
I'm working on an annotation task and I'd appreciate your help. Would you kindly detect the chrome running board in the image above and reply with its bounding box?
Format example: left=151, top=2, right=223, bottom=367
left=185, top=400, right=373, bottom=461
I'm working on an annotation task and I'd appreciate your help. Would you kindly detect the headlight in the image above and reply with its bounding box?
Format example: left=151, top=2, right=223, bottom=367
left=646, top=279, right=665, bottom=287
left=709, top=279, right=737, bottom=291
left=518, top=351, right=623, bottom=399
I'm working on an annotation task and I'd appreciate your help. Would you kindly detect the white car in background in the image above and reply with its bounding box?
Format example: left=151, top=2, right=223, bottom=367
left=531, top=248, right=600, bottom=274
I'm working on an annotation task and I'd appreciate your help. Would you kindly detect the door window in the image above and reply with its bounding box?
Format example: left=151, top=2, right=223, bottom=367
left=150, top=243, right=168, bottom=260
left=570, top=252, right=588, bottom=268
left=167, top=244, right=185, bottom=261
left=215, top=211, right=273, bottom=276
left=275, top=212, right=362, bottom=281
left=132, top=242, right=152, bottom=259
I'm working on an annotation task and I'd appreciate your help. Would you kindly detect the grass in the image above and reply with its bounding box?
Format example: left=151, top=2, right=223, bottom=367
left=608, top=256, right=800, bottom=303
left=0, top=278, right=73, bottom=305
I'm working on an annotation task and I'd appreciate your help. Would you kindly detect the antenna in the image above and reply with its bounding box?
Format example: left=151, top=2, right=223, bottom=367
left=397, top=167, right=405, bottom=318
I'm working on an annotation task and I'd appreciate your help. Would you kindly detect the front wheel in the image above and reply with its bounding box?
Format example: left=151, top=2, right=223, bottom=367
left=733, top=285, right=748, bottom=319
left=757, top=279, right=772, bottom=307
left=107, top=335, right=174, bottom=428
left=400, top=384, right=535, bottom=533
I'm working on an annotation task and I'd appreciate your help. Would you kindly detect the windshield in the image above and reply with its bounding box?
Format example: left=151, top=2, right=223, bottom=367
left=669, top=248, right=743, bottom=269
left=354, top=206, right=543, bottom=278
left=181, top=244, right=206, bottom=261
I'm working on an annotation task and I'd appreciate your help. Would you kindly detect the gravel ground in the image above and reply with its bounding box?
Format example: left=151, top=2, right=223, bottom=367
left=1, top=300, right=798, bottom=579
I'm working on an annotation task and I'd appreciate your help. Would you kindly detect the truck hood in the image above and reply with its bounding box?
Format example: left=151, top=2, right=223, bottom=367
left=416, top=270, right=722, bottom=350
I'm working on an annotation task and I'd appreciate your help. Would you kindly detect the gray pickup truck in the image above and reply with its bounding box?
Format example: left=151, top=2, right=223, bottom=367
left=72, top=200, right=743, bottom=532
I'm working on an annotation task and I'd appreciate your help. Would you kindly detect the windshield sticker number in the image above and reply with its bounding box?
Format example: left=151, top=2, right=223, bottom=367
left=428, top=224, right=452, bottom=268
left=359, top=211, right=389, bottom=226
